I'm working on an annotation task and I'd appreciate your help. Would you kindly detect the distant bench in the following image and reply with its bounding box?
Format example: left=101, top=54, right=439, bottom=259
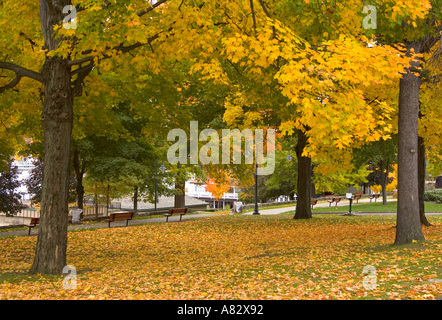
left=353, top=194, right=362, bottom=203
left=327, top=197, right=341, bottom=207
left=164, top=208, right=188, bottom=222
left=311, top=199, right=318, bottom=209
left=25, top=217, right=39, bottom=235
left=369, top=194, right=380, bottom=202
left=106, top=211, right=135, bottom=227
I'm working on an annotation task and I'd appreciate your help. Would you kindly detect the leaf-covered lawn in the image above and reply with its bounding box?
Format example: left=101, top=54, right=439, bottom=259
left=0, top=214, right=441, bottom=300
left=312, top=201, right=442, bottom=213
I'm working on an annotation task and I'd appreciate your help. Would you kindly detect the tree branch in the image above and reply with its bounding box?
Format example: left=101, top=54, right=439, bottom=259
left=68, top=25, right=170, bottom=95
left=0, top=75, right=21, bottom=93
left=0, top=62, right=43, bottom=93
left=72, top=63, right=94, bottom=98
left=257, top=0, right=271, bottom=18
left=257, top=0, right=276, bottom=39
left=250, top=0, right=257, bottom=38
left=137, top=0, right=168, bottom=17
left=70, top=62, right=94, bottom=76
left=67, top=57, right=94, bottom=67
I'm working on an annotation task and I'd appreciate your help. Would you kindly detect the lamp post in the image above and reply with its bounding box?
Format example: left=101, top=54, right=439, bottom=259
left=286, top=147, right=296, bottom=202
left=155, top=160, right=166, bottom=212
left=244, top=140, right=260, bottom=215
left=253, top=162, right=259, bottom=215
left=343, top=192, right=355, bottom=216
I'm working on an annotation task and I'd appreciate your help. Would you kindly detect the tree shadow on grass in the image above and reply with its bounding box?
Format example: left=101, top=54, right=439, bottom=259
left=363, top=240, right=434, bottom=254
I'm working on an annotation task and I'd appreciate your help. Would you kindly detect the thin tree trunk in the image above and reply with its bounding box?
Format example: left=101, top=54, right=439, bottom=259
left=381, top=158, right=389, bottom=205
left=133, top=185, right=138, bottom=212
left=395, top=41, right=425, bottom=245
left=106, top=183, right=110, bottom=215
left=418, top=136, right=432, bottom=226
left=73, top=149, right=85, bottom=217
left=95, top=187, right=99, bottom=218
left=294, top=128, right=312, bottom=219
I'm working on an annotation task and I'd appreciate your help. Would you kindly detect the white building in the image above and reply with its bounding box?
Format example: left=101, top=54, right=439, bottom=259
left=10, top=158, right=242, bottom=208
left=12, top=157, right=35, bottom=201
left=185, top=177, right=239, bottom=209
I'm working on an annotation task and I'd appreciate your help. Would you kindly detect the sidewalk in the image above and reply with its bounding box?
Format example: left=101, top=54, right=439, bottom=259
left=0, top=213, right=219, bottom=238
left=1, top=199, right=440, bottom=238
left=244, top=196, right=391, bottom=215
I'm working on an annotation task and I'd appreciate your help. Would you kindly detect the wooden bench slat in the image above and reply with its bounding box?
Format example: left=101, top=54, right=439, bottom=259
left=106, top=211, right=135, bottom=227
left=311, top=199, right=318, bottom=209
left=327, top=197, right=341, bottom=207
left=164, top=208, right=188, bottom=222
left=25, top=218, right=39, bottom=235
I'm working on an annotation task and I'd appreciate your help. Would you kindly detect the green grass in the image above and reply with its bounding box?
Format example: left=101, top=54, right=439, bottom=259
left=313, top=201, right=442, bottom=213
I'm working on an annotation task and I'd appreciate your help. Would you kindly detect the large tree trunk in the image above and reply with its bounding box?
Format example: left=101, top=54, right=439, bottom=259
left=294, top=129, right=312, bottom=219
left=29, top=57, right=73, bottom=275
left=395, top=41, right=425, bottom=245
left=30, top=0, right=73, bottom=275
left=418, top=136, right=431, bottom=226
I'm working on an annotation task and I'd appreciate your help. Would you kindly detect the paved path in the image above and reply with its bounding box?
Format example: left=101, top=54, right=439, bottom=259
left=244, top=196, right=392, bottom=215
left=244, top=206, right=295, bottom=215
left=1, top=198, right=441, bottom=238
left=0, top=213, right=218, bottom=238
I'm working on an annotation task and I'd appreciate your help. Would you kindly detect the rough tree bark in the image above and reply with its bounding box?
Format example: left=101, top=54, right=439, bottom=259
left=418, top=135, right=432, bottom=226
left=29, top=0, right=74, bottom=274
left=294, top=128, right=312, bottom=220
left=395, top=41, right=426, bottom=245
left=29, top=55, right=73, bottom=274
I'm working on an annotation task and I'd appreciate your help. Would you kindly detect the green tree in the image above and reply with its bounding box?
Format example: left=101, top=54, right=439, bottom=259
left=353, top=136, right=398, bottom=205
left=0, top=160, right=24, bottom=216
left=367, top=0, right=442, bottom=244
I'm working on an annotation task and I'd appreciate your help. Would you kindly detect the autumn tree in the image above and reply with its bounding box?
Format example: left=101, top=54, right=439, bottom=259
left=0, top=0, right=436, bottom=274
left=417, top=43, right=442, bottom=226
left=353, top=136, right=398, bottom=205
left=0, top=0, right=178, bottom=275
left=205, top=175, right=231, bottom=206
left=364, top=0, right=442, bottom=244
left=219, top=1, right=413, bottom=220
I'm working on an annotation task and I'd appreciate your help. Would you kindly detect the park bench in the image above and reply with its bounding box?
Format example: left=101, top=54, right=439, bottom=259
left=164, top=208, right=188, bottom=222
left=311, top=199, right=318, bottom=209
left=369, top=194, right=380, bottom=202
left=106, top=211, right=135, bottom=227
left=353, top=194, right=362, bottom=204
left=328, top=197, right=341, bottom=207
left=25, top=217, right=39, bottom=235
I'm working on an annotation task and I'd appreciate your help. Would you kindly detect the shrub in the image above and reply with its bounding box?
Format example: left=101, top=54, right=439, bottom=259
left=424, top=189, right=442, bottom=203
